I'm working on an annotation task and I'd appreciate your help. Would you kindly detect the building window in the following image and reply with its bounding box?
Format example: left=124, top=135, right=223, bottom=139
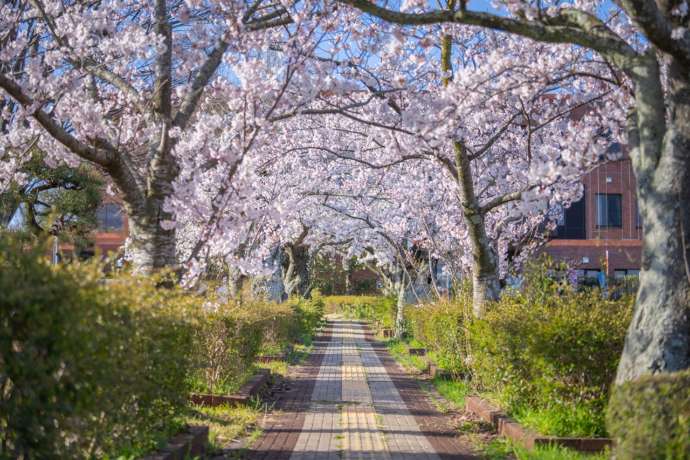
left=596, top=193, right=622, bottom=227
left=584, top=269, right=601, bottom=279
left=614, top=269, right=640, bottom=278
left=97, top=203, right=123, bottom=231
left=555, top=195, right=586, bottom=239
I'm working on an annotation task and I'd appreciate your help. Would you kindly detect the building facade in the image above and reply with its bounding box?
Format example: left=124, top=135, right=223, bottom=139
left=544, top=156, right=642, bottom=280
left=60, top=198, right=128, bottom=259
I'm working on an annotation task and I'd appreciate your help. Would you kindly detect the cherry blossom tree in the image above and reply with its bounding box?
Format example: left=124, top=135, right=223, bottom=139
left=169, top=24, right=623, bottom=321
left=254, top=27, right=627, bottom=316
left=337, top=0, right=690, bottom=384
left=0, top=0, right=339, bottom=273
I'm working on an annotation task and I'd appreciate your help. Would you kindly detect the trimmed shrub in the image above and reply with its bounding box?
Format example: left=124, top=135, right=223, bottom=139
left=188, top=300, right=275, bottom=394
left=405, top=286, right=473, bottom=377
left=0, top=235, right=324, bottom=458
left=288, top=296, right=325, bottom=344
left=468, top=262, right=633, bottom=436
left=0, top=236, right=195, bottom=459
left=606, top=370, right=690, bottom=460
left=380, top=261, right=633, bottom=437
left=324, top=295, right=395, bottom=330
left=189, top=295, right=324, bottom=394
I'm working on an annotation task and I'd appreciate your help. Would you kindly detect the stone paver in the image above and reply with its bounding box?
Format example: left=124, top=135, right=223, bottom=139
left=247, top=318, right=477, bottom=460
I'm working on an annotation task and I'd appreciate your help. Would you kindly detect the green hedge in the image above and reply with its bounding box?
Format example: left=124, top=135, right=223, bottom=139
left=468, top=263, right=632, bottom=437
left=323, top=295, right=395, bottom=330
left=0, top=235, right=323, bottom=459
left=0, top=237, right=195, bottom=459
left=188, top=295, right=325, bottom=394
left=360, top=261, right=633, bottom=437
left=405, top=285, right=473, bottom=377
left=607, top=370, right=690, bottom=459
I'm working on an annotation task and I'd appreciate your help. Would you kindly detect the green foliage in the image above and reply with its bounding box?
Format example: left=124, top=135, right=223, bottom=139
left=483, top=438, right=609, bottom=460
left=324, top=295, right=395, bottom=330
left=512, top=405, right=603, bottom=439
left=432, top=378, right=470, bottom=408
left=0, top=235, right=195, bottom=459
left=188, top=300, right=275, bottom=394
left=468, top=261, right=633, bottom=437
left=0, top=152, right=102, bottom=246
left=606, top=370, right=690, bottom=459
left=386, top=339, right=428, bottom=372
left=184, top=403, right=262, bottom=452
left=405, top=284, right=473, bottom=377
left=0, top=235, right=325, bottom=459
left=288, top=295, right=325, bottom=344
left=185, top=295, right=324, bottom=395
left=352, top=260, right=633, bottom=438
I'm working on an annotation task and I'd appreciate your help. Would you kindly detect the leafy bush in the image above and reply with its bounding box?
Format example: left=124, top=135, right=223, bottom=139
left=405, top=286, right=473, bottom=376
left=0, top=236, right=196, bottom=459
left=606, top=370, right=690, bottom=459
left=324, top=295, right=395, bottom=330
left=290, top=296, right=325, bottom=344
left=376, top=260, right=633, bottom=437
left=0, top=235, right=325, bottom=458
left=188, top=301, right=274, bottom=394
left=186, top=294, right=324, bottom=395
left=468, top=262, right=633, bottom=436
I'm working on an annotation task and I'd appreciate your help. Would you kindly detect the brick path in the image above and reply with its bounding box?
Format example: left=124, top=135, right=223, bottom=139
left=248, top=318, right=477, bottom=460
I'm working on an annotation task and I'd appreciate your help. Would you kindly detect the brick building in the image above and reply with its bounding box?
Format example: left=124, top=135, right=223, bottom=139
left=91, top=199, right=128, bottom=255
left=544, top=155, right=642, bottom=280
left=60, top=198, right=128, bottom=258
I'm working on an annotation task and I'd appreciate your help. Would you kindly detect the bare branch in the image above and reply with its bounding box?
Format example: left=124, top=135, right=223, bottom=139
left=0, top=73, right=114, bottom=166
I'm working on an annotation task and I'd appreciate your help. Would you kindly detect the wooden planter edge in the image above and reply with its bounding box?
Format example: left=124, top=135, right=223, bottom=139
left=189, top=368, right=272, bottom=407
left=464, top=396, right=612, bottom=453
left=139, top=425, right=209, bottom=460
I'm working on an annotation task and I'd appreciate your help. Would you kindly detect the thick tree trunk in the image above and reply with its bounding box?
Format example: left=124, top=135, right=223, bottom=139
left=120, top=159, right=178, bottom=274
left=283, top=244, right=311, bottom=298
left=454, top=142, right=501, bottom=317
left=441, top=31, right=501, bottom=317
left=471, top=265, right=501, bottom=315
left=125, top=209, right=177, bottom=273
left=616, top=58, right=690, bottom=383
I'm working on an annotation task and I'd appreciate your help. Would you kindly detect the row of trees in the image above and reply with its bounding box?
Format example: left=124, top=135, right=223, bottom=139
left=0, top=0, right=687, bottom=385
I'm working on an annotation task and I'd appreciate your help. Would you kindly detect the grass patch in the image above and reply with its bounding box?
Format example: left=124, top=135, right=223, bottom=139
left=256, top=339, right=313, bottom=378
left=386, top=338, right=428, bottom=372
left=432, top=377, right=470, bottom=409
left=187, top=369, right=256, bottom=396
left=184, top=403, right=263, bottom=452
left=109, top=419, right=187, bottom=460
left=483, top=438, right=609, bottom=460
left=384, top=338, right=470, bottom=411
left=514, top=404, right=605, bottom=438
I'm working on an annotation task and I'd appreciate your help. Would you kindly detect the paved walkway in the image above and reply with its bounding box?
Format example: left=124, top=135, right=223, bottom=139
left=248, top=318, right=477, bottom=460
